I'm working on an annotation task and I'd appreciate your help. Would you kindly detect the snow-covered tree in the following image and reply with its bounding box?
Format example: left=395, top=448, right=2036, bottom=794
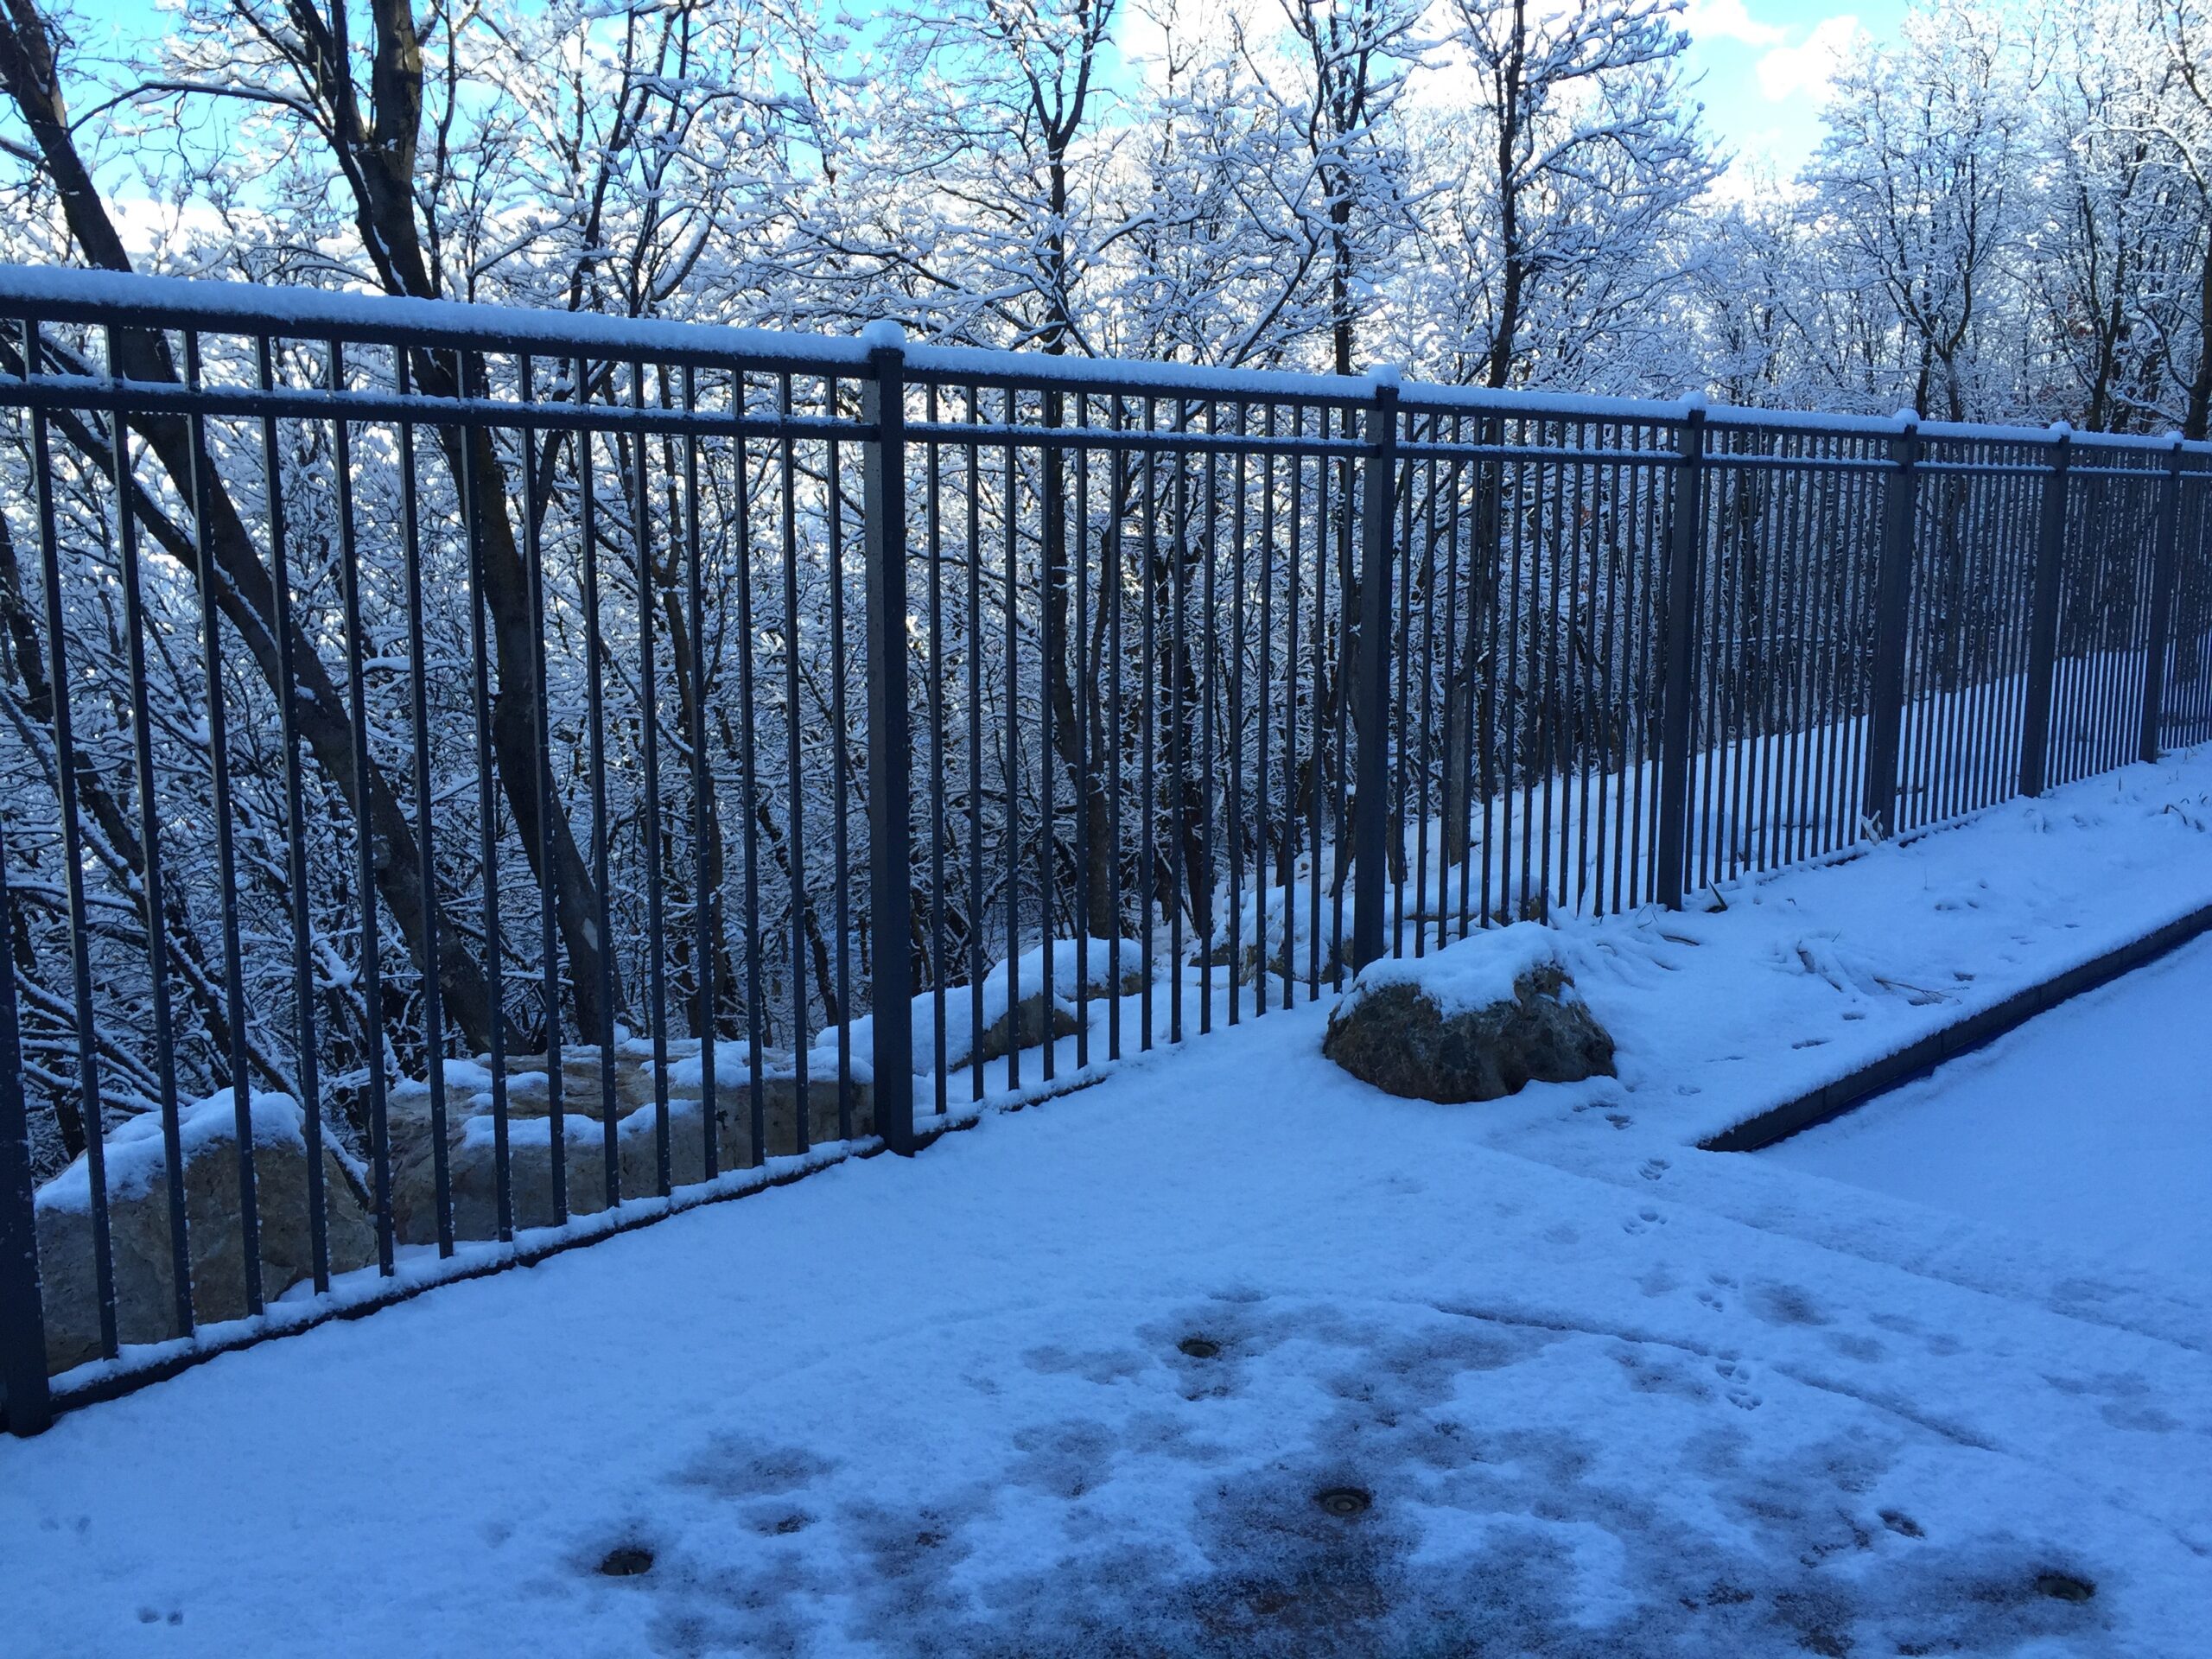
left=1403, top=0, right=1719, bottom=392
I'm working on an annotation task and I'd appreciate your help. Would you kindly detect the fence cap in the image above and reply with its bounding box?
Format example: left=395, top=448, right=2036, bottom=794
left=1893, top=408, right=1921, bottom=428
left=860, top=318, right=906, bottom=353
left=2047, top=420, right=2072, bottom=436
left=1369, top=363, right=1402, bottom=391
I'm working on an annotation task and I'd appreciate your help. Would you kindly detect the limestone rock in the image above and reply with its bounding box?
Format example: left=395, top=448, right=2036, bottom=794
left=1195, top=893, right=1356, bottom=989
left=385, top=1043, right=875, bottom=1244
left=34, top=1090, right=375, bottom=1376
left=380, top=938, right=1150, bottom=1247
left=921, top=939, right=1148, bottom=1075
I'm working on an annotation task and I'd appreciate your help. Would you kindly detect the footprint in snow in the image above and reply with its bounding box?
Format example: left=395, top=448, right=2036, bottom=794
left=1696, top=1287, right=1726, bottom=1313
left=1621, top=1206, right=1667, bottom=1235
left=1639, top=1157, right=1669, bottom=1181
left=1713, top=1355, right=1762, bottom=1410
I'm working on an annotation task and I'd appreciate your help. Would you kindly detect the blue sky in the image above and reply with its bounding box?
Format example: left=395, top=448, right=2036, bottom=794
left=54, top=0, right=1905, bottom=185
left=1678, top=0, right=1910, bottom=178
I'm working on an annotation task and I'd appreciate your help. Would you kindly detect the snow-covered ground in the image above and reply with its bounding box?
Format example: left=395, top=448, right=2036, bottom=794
left=1769, top=933, right=2212, bottom=1277
left=3, top=753, right=2210, bottom=1656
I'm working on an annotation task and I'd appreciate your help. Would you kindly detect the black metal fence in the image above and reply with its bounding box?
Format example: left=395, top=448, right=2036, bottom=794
left=2, top=270, right=2207, bottom=1432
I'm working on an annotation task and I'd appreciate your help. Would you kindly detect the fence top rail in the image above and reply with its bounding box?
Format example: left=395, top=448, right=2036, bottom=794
left=0, top=264, right=877, bottom=378
left=3, top=264, right=2209, bottom=461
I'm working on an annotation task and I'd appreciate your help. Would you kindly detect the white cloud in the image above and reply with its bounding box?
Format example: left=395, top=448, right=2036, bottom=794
left=108, top=197, right=232, bottom=262
left=1681, top=0, right=1788, bottom=50
left=1754, top=15, right=1862, bottom=105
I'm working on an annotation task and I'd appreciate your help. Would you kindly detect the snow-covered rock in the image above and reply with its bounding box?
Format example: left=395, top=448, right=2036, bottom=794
left=34, top=1090, right=375, bottom=1373
left=1321, top=923, right=1615, bottom=1102
left=942, top=938, right=1149, bottom=1073
left=388, top=1042, right=877, bottom=1242
left=891, top=938, right=1147, bottom=1076
left=1193, top=884, right=1355, bottom=986
left=378, top=938, right=1152, bottom=1245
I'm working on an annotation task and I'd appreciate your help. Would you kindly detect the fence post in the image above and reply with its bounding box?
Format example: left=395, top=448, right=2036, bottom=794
left=2139, top=436, right=2188, bottom=765
left=1861, top=412, right=1921, bottom=836
left=1655, top=399, right=1707, bottom=911
left=1351, top=369, right=1400, bottom=970
left=0, top=832, right=52, bottom=1436
left=2018, top=423, right=2071, bottom=798
left=861, top=323, right=916, bottom=1154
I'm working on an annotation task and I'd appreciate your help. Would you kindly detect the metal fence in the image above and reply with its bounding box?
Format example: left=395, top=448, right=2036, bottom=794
left=2, top=269, right=2208, bottom=1433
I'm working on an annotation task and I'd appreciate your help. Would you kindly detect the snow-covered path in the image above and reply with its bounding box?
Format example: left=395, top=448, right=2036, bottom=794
left=5, top=757, right=2212, bottom=1656
left=1769, top=932, right=2212, bottom=1277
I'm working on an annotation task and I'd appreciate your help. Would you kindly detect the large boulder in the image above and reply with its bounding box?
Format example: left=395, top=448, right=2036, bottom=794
left=386, top=1039, right=877, bottom=1244
left=1322, top=923, right=1614, bottom=1103
left=35, top=1090, right=375, bottom=1375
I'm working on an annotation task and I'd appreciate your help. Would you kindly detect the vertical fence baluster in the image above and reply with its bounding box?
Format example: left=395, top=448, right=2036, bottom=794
left=779, top=376, right=809, bottom=1152
left=458, top=353, right=512, bottom=1240
left=1655, top=401, right=1707, bottom=911
left=683, top=366, right=717, bottom=1181
left=632, top=362, right=671, bottom=1193
left=1539, top=436, right=1564, bottom=910
left=830, top=379, right=854, bottom=1139
left=1480, top=421, right=1503, bottom=923
left=1002, top=397, right=1023, bottom=1083
left=1351, top=372, right=1398, bottom=969
left=396, top=352, right=454, bottom=1258
left=1071, top=397, right=1090, bottom=1060
left=967, top=391, right=987, bottom=1097
left=861, top=328, right=915, bottom=1154
left=1042, top=391, right=1061, bottom=1074
left=2018, top=424, right=2071, bottom=798
left=519, top=355, right=566, bottom=1224
left=2139, top=438, right=2188, bottom=764
left=331, top=341, right=394, bottom=1271
left=181, top=331, right=264, bottom=1309
left=1256, top=405, right=1275, bottom=1014
left=577, top=357, right=620, bottom=1208
left=1283, top=413, right=1302, bottom=1006
left=1106, top=396, right=1124, bottom=1058
left=257, top=335, right=331, bottom=1286
left=926, top=384, right=950, bottom=1110
left=1331, top=407, right=1352, bottom=977
left=1228, top=404, right=1248, bottom=1017
left=0, top=821, right=48, bottom=1434
left=1168, top=404, right=1188, bottom=1041
left=1393, top=414, right=1414, bottom=952
left=1141, top=403, right=1157, bottom=1044
left=111, top=334, right=192, bottom=1333
left=734, top=404, right=768, bottom=1166
left=1862, top=415, right=1921, bottom=837
left=1199, top=401, right=1217, bottom=1032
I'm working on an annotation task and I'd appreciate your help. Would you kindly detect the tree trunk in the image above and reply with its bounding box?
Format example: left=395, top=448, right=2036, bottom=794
left=0, top=5, right=499, bottom=1046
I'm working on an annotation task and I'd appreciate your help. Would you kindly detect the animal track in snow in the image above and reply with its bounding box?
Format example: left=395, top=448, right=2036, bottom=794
left=1713, top=1355, right=1762, bottom=1410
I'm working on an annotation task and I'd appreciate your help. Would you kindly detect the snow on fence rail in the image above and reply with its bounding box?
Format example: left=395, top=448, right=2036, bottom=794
left=0, top=267, right=2208, bottom=1432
